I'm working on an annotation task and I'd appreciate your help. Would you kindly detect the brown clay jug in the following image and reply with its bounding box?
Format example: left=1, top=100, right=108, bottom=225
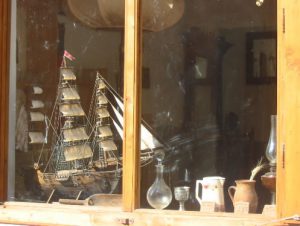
left=228, top=180, right=258, bottom=213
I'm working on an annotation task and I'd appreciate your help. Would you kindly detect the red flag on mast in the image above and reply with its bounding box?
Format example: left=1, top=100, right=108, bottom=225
left=63, top=50, right=76, bottom=61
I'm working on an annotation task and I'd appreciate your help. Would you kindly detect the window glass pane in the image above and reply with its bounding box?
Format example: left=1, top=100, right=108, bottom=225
left=141, top=0, right=277, bottom=213
left=10, top=0, right=124, bottom=203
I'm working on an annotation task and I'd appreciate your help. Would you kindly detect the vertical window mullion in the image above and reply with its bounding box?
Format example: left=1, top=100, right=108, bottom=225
left=122, top=0, right=142, bottom=212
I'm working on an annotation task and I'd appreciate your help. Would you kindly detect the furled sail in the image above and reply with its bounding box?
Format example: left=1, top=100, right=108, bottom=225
left=63, top=144, right=93, bottom=161
left=96, top=108, right=110, bottom=118
left=61, top=68, right=76, bottom=81
left=63, top=127, right=89, bottom=142
left=31, top=100, right=45, bottom=109
left=33, top=86, right=43, bottom=94
left=59, top=104, right=85, bottom=117
left=97, top=95, right=108, bottom=105
left=61, top=88, right=80, bottom=101
left=98, top=79, right=106, bottom=90
left=97, top=126, right=113, bottom=139
left=99, top=140, right=117, bottom=151
left=28, top=132, right=45, bottom=144
left=30, top=112, right=45, bottom=122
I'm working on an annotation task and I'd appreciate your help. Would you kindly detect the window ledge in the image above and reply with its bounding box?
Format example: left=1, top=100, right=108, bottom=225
left=0, top=202, right=277, bottom=226
left=134, top=209, right=275, bottom=226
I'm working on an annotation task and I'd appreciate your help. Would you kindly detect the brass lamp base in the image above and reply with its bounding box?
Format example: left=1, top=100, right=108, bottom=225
left=261, top=172, right=276, bottom=205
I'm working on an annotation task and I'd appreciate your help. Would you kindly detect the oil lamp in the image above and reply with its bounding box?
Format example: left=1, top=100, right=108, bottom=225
left=261, top=115, right=277, bottom=204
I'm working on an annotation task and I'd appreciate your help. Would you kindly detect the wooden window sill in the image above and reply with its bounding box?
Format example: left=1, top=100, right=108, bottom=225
left=134, top=209, right=275, bottom=226
left=0, top=202, right=278, bottom=226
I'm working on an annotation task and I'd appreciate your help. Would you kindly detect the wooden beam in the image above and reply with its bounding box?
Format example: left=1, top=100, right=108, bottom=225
left=123, top=0, right=142, bottom=211
left=0, top=0, right=10, bottom=202
left=276, top=0, right=284, bottom=218
left=277, top=0, right=300, bottom=217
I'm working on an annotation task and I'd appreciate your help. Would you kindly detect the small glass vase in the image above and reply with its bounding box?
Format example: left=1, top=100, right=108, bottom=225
left=146, top=163, right=172, bottom=209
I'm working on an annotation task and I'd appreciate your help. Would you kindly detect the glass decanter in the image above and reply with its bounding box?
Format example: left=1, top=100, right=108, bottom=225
left=147, top=152, right=172, bottom=209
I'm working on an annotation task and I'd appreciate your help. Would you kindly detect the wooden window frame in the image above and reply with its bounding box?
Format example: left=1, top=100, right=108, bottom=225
left=123, top=0, right=142, bottom=212
left=0, top=0, right=300, bottom=222
left=0, top=0, right=10, bottom=203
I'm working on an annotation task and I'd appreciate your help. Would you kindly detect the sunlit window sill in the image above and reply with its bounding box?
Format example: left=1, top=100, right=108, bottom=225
left=0, top=201, right=279, bottom=226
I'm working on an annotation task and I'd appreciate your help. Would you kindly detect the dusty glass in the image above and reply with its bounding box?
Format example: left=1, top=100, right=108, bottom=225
left=140, top=0, right=277, bottom=213
left=9, top=0, right=125, bottom=203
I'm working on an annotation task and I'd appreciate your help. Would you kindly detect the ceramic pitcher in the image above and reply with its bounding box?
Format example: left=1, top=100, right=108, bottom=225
left=228, top=179, right=258, bottom=213
left=195, top=176, right=225, bottom=211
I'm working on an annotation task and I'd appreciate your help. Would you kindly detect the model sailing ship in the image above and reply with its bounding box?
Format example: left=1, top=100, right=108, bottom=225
left=28, top=54, right=164, bottom=198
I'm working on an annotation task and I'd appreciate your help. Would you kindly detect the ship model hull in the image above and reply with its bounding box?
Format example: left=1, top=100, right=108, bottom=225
left=37, top=170, right=121, bottom=198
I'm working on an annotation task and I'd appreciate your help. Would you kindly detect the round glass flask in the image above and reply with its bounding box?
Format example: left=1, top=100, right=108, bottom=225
left=146, top=162, right=172, bottom=209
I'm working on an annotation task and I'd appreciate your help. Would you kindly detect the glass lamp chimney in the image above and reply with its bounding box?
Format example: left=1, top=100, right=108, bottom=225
left=266, top=115, right=277, bottom=169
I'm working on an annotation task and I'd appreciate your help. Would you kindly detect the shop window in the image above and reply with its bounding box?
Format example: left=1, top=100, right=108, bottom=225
left=10, top=0, right=125, bottom=203
left=8, top=0, right=277, bottom=215
left=140, top=0, right=277, bottom=213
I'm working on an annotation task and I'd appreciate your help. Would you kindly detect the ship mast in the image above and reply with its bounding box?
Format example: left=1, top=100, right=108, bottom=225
left=88, top=73, right=120, bottom=170
left=39, top=67, right=93, bottom=180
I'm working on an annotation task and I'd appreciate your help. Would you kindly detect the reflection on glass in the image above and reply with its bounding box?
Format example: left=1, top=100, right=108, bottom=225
left=67, top=0, right=185, bottom=32
left=141, top=0, right=277, bottom=213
